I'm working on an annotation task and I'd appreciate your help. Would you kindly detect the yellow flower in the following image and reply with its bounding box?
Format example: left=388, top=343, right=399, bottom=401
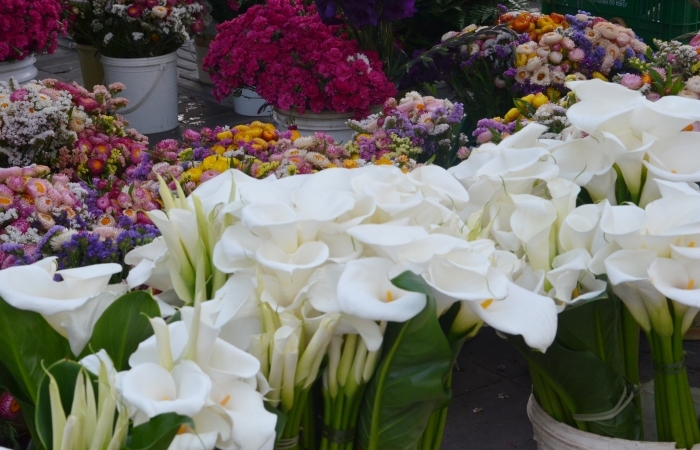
left=246, top=127, right=263, bottom=139
left=592, top=72, right=609, bottom=82
left=251, top=138, right=269, bottom=151
left=217, top=130, right=233, bottom=141
left=375, top=157, right=393, bottom=165
left=521, top=94, right=536, bottom=104
left=232, top=125, right=250, bottom=133
left=504, top=108, right=521, bottom=123
left=356, top=133, right=371, bottom=142
left=234, top=132, right=252, bottom=143
left=212, top=144, right=226, bottom=155
left=214, top=159, right=232, bottom=173
left=532, top=93, right=549, bottom=108
left=290, top=130, right=301, bottom=141
left=262, top=123, right=276, bottom=133
left=184, top=167, right=204, bottom=183
left=516, top=53, right=528, bottom=67
left=249, top=121, right=266, bottom=129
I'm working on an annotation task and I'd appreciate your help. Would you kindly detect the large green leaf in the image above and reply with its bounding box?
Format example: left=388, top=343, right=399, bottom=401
left=80, top=291, right=160, bottom=371
left=357, top=273, right=454, bottom=450
left=508, top=298, right=641, bottom=440
left=0, top=298, right=71, bottom=404
left=126, top=413, right=194, bottom=450
left=35, top=360, right=94, bottom=450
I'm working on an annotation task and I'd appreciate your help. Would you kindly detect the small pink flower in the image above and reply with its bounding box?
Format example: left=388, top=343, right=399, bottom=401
left=12, top=219, right=30, bottom=233
left=9, top=89, right=28, bottom=102
left=476, top=131, right=493, bottom=144
left=568, top=48, right=585, bottom=62
left=77, top=97, right=100, bottom=111
left=200, top=170, right=220, bottom=183
left=620, top=73, right=643, bottom=90
left=127, top=4, right=144, bottom=17
left=0, top=392, right=20, bottom=420
left=96, top=195, right=111, bottom=210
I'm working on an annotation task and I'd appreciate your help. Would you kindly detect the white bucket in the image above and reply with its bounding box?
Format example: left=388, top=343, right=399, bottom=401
left=273, top=108, right=354, bottom=144
left=101, top=52, right=179, bottom=134
left=229, top=88, right=271, bottom=117
left=0, top=56, right=38, bottom=84
left=528, top=389, right=700, bottom=450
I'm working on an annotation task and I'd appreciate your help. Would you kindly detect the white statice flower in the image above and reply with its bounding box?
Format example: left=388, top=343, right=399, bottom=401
left=346, top=53, right=372, bottom=72
left=103, top=32, right=114, bottom=45
left=132, top=32, right=144, bottom=41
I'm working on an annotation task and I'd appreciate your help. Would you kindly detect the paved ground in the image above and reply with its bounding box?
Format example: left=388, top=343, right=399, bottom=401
left=34, top=38, right=700, bottom=450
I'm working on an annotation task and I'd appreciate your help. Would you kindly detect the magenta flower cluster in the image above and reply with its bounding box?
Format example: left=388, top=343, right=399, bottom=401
left=0, top=0, right=64, bottom=62
left=203, top=0, right=396, bottom=117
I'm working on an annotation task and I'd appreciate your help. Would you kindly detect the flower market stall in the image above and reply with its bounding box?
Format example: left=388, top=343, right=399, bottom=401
left=3, top=0, right=700, bottom=449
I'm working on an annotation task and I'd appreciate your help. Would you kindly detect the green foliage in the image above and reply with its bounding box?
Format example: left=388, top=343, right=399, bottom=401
left=80, top=291, right=160, bottom=371
left=357, top=272, right=454, bottom=450
left=0, top=298, right=72, bottom=404
left=508, top=297, right=642, bottom=440
left=126, top=414, right=194, bottom=450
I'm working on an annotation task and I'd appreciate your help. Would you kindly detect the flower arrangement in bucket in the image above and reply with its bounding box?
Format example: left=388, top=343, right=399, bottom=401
left=203, top=0, right=396, bottom=138
left=0, top=0, right=64, bottom=83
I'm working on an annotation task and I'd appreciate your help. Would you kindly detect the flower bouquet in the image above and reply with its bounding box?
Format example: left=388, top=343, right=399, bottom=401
left=0, top=0, right=63, bottom=64
left=453, top=77, right=700, bottom=447
left=346, top=91, right=467, bottom=166
left=204, top=0, right=396, bottom=119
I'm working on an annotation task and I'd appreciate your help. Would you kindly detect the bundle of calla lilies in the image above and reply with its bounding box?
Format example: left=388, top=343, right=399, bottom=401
left=1, top=78, right=700, bottom=450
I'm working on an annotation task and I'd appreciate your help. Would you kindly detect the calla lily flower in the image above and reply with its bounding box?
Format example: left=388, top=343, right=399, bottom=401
left=546, top=249, right=606, bottom=305
left=118, top=360, right=212, bottom=426
left=337, top=257, right=427, bottom=323
left=0, top=257, right=124, bottom=355
left=565, top=79, right=642, bottom=135
left=644, top=132, right=700, bottom=183
left=462, top=281, right=557, bottom=353
left=510, top=195, right=557, bottom=272
left=648, top=257, right=700, bottom=310
left=125, top=236, right=172, bottom=291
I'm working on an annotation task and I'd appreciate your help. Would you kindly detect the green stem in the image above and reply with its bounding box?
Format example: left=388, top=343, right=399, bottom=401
left=432, top=404, right=450, bottom=449
left=673, top=312, right=700, bottom=446
left=621, top=305, right=643, bottom=439
left=649, top=330, right=670, bottom=442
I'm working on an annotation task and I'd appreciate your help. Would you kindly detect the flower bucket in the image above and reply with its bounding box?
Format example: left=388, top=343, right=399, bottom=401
left=273, top=108, right=354, bottom=143
left=194, top=34, right=213, bottom=85
left=0, top=56, right=38, bottom=84
left=528, top=389, right=700, bottom=450
left=101, top=52, right=179, bottom=135
left=228, top=88, right=271, bottom=117
left=75, top=43, right=104, bottom=90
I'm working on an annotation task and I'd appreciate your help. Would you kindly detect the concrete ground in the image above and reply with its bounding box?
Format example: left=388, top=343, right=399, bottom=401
left=34, top=40, right=700, bottom=450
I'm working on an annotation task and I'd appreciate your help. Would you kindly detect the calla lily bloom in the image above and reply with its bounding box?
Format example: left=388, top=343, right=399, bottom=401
left=0, top=257, right=124, bottom=355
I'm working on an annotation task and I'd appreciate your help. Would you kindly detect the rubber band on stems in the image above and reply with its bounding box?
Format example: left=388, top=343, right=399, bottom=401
left=275, top=436, right=299, bottom=450
left=653, top=358, right=686, bottom=375
left=322, top=425, right=356, bottom=445
left=571, top=385, right=637, bottom=422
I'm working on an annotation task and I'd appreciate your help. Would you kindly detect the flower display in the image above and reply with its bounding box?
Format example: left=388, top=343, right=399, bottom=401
left=347, top=91, right=467, bottom=166
left=504, top=12, right=647, bottom=95
left=0, top=0, right=64, bottom=62
left=203, top=0, right=396, bottom=116
left=71, top=0, right=210, bottom=58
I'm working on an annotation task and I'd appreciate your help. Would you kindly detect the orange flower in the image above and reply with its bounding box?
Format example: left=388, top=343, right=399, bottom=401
left=641, top=73, right=653, bottom=85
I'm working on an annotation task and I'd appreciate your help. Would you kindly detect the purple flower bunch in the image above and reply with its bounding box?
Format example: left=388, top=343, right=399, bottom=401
left=347, top=92, right=466, bottom=164
left=314, top=0, right=416, bottom=27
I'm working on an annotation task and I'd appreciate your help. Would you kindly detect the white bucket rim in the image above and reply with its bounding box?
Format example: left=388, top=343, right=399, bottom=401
left=527, top=394, right=700, bottom=449
left=0, top=55, right=37, bottom=69
left=273, top=107, right=355, bottom=121
left=100, top=51, right=178, bottom=67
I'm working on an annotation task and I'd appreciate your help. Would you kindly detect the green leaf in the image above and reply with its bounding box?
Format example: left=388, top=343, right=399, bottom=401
left=0, top=297, right=71, bottom=404
left=390, top=270, right=431, bottom=296
left=80, top=291, right=160, bottom=371
left=357, top=296, right=454, bottom=450
left=127, top=413, right=194, bottom=450
left=507, top=298, right=641, bottom=440
left=35, top=360, right=93, bottom=450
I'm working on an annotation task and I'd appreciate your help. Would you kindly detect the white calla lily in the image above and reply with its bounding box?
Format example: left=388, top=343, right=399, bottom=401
left=565, top=79, right=642, bottom=135
left=510, top=194, right=557, bottom=272
left=465, top=281, right=557, bottom=353
left=644, top=132, right=700, bottom=183
left=125, top=236, right=171, bottom=291
left=118, top=360, right=211, bottom=426
left=648, top=257, right=700, bottom=309
left=336, top=257, right=426, bottom=322
left=0, top=257, right=124, bottom=355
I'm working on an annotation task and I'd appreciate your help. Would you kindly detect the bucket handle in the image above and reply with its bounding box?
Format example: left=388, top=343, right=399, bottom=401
left=118, top=61, right=168, bottom=115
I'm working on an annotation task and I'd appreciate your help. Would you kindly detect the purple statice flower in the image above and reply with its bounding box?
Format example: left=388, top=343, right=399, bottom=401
left=446, top=103, right=465, bottom=124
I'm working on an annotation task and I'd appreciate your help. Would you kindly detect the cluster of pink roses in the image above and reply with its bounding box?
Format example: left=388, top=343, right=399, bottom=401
left=0, top=0, right=64, bottom=62
left=204, top=0, right=396, bottom=117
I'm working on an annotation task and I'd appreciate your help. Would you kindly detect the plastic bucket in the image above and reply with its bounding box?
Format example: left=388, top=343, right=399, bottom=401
left=101, top=52, right=179, bottom=134
left=230, top=88, right=271, bottom=117
left=194, top=34, right=213, bottom=85
left=528, top=388, right=700, bottom=450
left=75, top=44, right=104, bottom=90
left=0, top=56, right=38, bottom=84
left=273, top=108, right=354, bottom=143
